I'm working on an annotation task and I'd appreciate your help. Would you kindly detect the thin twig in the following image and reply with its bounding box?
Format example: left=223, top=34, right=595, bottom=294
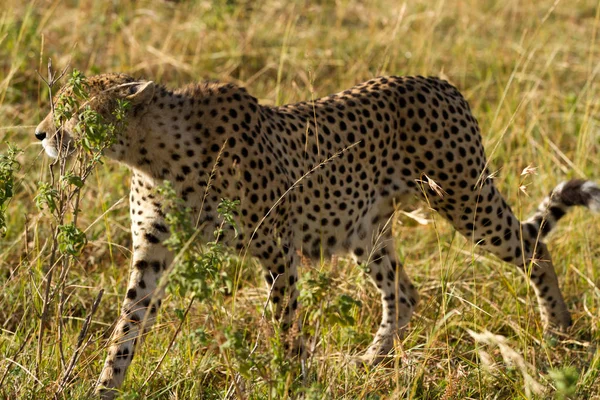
left=56, top=290, right=104, bottom=395
left=4, top=358, right=44, bottom=387
left=36, top=59, right=62, bottom=373
left=141, top=296, right=195, bottom=389
left=240, top=142, right=360, bottom=264
left=0, top=329, right=34, bottom=389
left=36, top=228, right=58, bottom=374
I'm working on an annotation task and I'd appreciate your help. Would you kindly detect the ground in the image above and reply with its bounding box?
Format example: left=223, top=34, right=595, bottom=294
left=1, top=1, right=599, bottom=399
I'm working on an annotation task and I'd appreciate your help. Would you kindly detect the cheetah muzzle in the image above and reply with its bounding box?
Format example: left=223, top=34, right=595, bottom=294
left=35, top=73, right=600, bottom=399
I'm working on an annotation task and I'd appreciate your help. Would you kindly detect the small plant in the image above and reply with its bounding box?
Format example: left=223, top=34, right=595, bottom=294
left=0, top=144, right=21, bottom=236
left=300, top=270, right=362, bottom=328
left=549, top=366, right=579, bottom=400
left=34, top=181, right=59, bottom=213
left=57, top=222, right=87, bottom=256
left=31, top=66, right=133, bottom=396
left=158, top=182, right=237, bottom=301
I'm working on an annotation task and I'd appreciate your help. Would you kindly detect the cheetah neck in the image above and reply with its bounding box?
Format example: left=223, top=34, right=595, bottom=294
left=109, top=85, right=262, bottom=202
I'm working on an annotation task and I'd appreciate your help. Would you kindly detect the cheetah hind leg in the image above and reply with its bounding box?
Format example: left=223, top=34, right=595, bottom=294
left=352, top=246, right=418, bottom=367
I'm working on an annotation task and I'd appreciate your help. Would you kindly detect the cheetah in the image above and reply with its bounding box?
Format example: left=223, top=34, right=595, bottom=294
left=35, top=73, right=600, bottom=398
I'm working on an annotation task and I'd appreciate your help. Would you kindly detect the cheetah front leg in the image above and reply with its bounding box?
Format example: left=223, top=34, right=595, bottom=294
left=96, top=183, right=172, bottom=399
left=353, top=244, right=419, bottom=365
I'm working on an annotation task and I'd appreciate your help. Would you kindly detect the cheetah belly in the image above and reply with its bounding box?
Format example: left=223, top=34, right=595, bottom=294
left=292, top=186, right=413, bottom=261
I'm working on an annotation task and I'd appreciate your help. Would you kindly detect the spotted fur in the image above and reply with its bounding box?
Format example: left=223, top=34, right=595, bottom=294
left=35, top=73, right=599, bottom=399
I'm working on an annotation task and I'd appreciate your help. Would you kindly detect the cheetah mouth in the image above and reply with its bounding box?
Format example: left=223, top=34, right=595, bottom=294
left=42, top=130, right=73, bottom=159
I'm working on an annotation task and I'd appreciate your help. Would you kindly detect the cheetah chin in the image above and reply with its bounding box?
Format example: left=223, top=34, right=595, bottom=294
left=40, top=137, right=60, bottom=158
left=34, top=73, right=600, bottom=399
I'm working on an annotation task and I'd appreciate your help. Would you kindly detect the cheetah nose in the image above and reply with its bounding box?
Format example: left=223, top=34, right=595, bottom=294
left=35, top=130, right=47, bottom=141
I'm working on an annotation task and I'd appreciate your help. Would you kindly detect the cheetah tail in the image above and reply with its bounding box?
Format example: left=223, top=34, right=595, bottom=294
left=523, top=179, right=600, bottom=240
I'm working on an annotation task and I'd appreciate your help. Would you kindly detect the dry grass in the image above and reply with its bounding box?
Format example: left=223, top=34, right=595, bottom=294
left=1, top=0, right=600, bottom=398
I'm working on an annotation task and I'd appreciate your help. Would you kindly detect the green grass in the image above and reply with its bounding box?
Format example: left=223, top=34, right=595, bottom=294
left=1, top=0, right=600, bottom=398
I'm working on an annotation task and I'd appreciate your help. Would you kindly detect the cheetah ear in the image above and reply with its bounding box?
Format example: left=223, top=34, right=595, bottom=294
left=125, top=81, right=155, bottom=105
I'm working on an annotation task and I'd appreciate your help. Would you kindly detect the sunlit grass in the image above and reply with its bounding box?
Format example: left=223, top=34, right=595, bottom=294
left=1, top=0, right=599, bottom=398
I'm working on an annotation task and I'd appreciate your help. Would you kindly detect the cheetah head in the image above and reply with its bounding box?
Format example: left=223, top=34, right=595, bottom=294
left=35, top=73, right=155, bottom=158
